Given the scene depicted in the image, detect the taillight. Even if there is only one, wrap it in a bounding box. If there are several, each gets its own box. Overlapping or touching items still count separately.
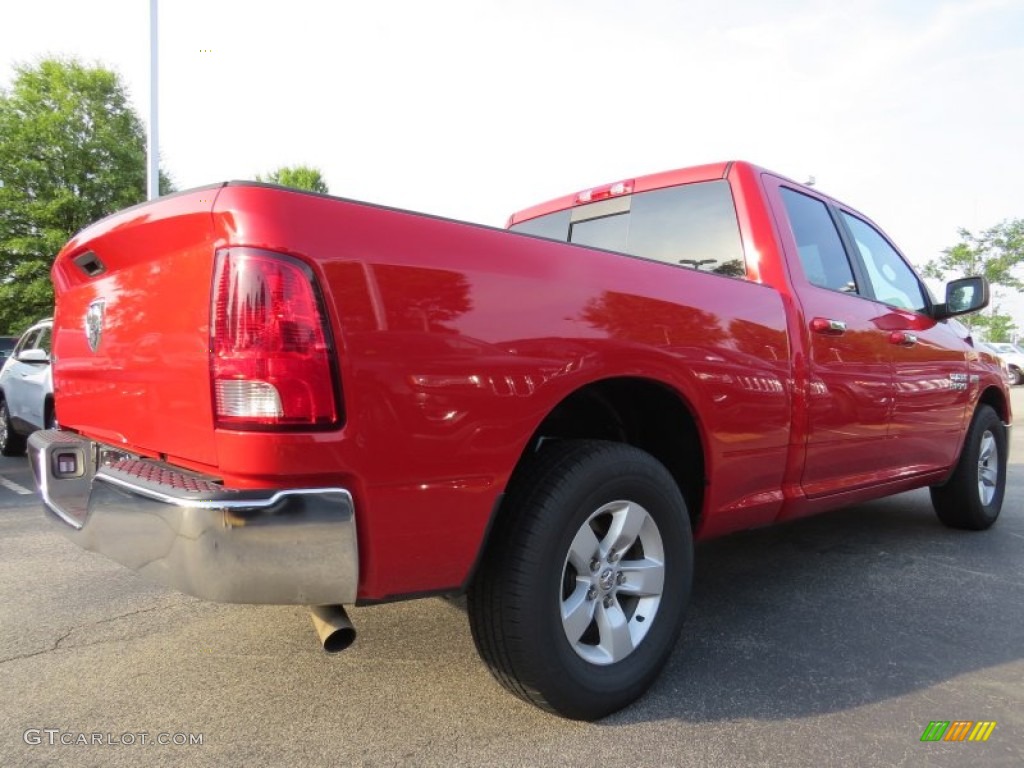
[210,247,341,430]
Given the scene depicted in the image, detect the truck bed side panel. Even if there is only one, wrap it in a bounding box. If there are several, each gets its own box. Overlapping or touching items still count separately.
[211,186,793,597]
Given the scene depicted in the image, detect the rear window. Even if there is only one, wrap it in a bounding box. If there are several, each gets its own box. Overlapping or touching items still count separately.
[991,343,1023,355]
[510,180,746,278]
[511,209,571,241]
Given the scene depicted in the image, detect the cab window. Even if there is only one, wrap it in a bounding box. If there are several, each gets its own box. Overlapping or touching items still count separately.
[841,212,927,312]
[779,187,858,294]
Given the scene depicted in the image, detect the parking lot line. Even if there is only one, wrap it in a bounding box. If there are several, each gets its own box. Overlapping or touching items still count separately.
[0,476,33,495]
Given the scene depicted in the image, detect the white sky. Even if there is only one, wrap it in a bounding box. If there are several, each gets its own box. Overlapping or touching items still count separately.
[3,0,1023,328]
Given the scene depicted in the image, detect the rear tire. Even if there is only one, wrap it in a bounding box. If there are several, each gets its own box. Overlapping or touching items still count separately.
[468,440,692,720]
[0,400,27,457]
[930,405,1006,530]
[1009,367,1022,386]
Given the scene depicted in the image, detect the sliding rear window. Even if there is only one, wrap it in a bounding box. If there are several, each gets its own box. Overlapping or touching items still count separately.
[510,180,746,278]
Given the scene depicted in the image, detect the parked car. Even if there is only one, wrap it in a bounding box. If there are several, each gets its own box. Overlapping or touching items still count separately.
[986,342,1024,385]
[0,336,17,361]
[0,318,55,456]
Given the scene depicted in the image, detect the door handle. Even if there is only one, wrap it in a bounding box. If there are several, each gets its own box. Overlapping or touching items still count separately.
[889,331,918,347]
[810,317,847,335]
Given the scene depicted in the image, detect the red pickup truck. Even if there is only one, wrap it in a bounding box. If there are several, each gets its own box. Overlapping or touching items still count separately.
[28,161,1011,720]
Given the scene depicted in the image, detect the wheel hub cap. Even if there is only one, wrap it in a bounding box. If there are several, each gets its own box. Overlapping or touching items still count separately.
[977,430,998,506]
[559,500,666,666]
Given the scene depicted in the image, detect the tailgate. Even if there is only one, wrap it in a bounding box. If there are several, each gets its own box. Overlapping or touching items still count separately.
[51,187,223,467]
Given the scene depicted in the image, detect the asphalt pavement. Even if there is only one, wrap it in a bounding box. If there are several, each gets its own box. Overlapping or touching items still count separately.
[1,389,1022,767]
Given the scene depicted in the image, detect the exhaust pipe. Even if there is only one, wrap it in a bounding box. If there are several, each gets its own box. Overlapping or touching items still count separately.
[309,605,357,653]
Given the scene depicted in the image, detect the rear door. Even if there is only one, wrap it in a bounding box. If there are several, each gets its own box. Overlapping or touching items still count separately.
[766,179,898,496]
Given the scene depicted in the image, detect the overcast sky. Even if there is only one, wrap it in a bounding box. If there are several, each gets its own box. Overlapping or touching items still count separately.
[3,0,1023,327]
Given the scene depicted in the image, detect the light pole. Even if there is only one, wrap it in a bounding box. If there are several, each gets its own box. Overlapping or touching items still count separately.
[147,0,159,200]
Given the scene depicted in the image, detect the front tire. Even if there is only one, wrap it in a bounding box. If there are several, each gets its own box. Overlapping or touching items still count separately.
[0,400,27,457]
[468,440,693,720]
[930,405,1007,530]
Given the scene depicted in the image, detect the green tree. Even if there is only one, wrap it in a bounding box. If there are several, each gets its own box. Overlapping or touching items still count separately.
[923,219,1024,334]
[983,308,1017,343]
[923,219,1024,288]
[0,58,172,333]
[256,165,329,194]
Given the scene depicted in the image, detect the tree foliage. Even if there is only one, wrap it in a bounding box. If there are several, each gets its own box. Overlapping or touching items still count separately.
[923,219,1024,288]
[984,308,1017,343]
[256,165,329,194]
[923,219,1024,336]
[0,58,172,333]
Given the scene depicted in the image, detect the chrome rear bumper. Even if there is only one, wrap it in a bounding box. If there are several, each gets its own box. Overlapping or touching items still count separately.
[28,430,358,605]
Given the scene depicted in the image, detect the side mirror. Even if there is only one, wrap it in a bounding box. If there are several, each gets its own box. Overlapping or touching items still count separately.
[934,276,990,319]
[17,348,49,364]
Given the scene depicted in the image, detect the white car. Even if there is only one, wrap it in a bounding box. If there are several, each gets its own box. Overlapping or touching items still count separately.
[986,342,1024,386]
[0,318,55,456]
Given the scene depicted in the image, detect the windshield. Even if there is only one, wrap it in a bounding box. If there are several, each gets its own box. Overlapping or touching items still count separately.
[990,343,1023,355]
